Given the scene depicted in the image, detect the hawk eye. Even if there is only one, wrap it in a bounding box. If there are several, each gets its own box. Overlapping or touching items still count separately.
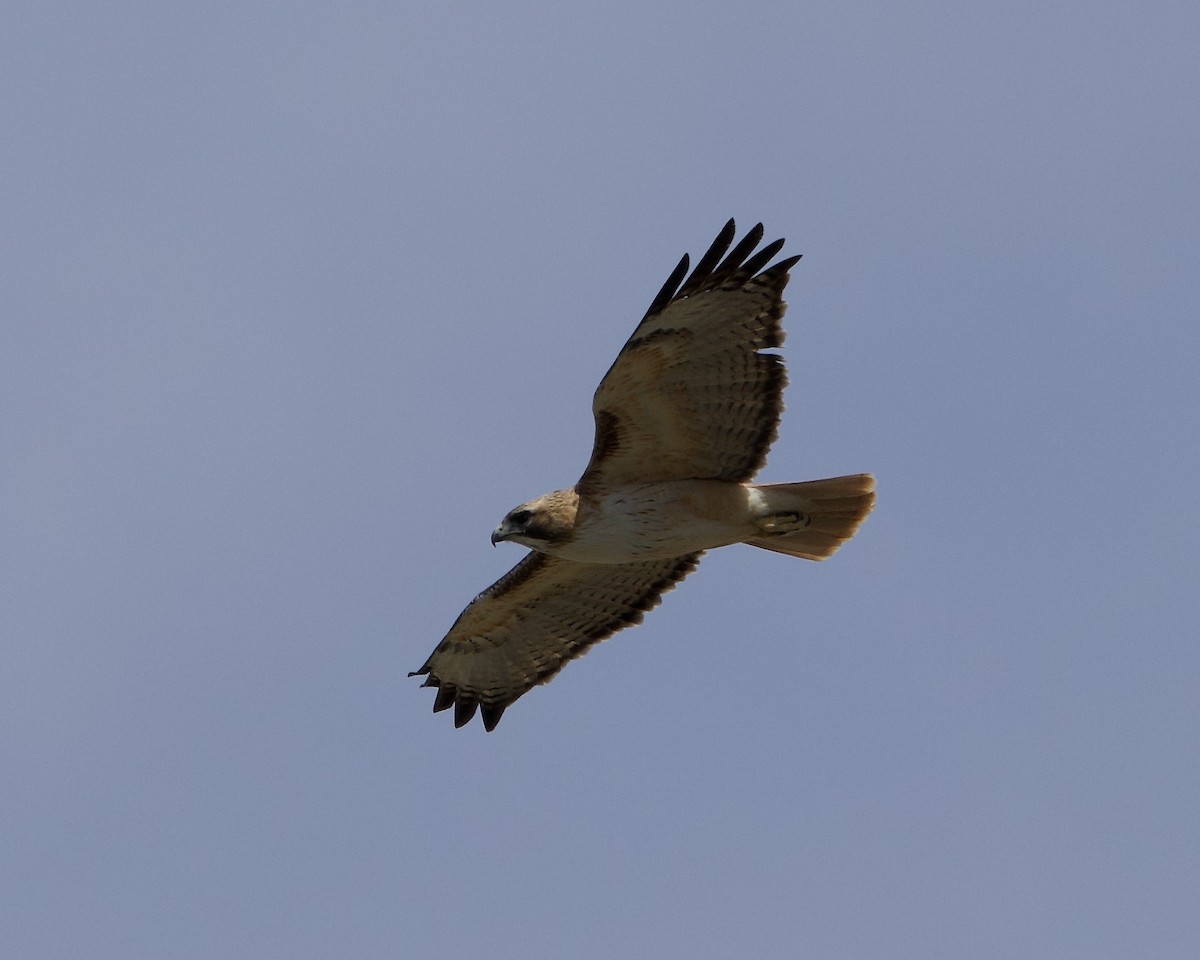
[510,509,533,525]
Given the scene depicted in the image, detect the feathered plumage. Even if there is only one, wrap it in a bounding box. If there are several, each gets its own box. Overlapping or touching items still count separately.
[411,221,874,730]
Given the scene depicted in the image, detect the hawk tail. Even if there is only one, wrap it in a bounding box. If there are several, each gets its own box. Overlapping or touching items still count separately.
[745,474,875,561]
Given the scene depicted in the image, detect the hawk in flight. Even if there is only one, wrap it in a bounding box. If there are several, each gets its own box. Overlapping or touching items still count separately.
[411,220,874,730]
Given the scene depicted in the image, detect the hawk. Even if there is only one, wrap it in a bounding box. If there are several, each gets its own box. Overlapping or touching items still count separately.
[411,220,874,730]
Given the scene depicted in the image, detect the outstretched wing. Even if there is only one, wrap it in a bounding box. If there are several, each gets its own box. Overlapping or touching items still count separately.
[578,220,801,494]
[410,551,702,731]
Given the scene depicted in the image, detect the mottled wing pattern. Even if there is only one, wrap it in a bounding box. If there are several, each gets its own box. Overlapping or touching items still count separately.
[578,220,801,494]
[410,551,702,730]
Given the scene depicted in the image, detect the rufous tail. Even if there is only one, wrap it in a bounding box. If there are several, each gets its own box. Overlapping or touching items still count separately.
[746,474,875,561]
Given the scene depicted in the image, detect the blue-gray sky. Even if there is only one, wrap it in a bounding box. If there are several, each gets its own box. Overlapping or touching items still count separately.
[4,1,1198,957]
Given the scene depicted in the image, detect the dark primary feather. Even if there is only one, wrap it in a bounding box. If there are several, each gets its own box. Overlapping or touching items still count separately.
[642,251,692,320]
[645,219,799,315]
[677,218,738,298]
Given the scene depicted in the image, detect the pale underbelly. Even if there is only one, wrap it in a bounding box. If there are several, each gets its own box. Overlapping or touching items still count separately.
[544,481,755,563]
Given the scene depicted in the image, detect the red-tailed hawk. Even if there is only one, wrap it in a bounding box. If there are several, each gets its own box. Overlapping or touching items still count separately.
[411,221,874,730]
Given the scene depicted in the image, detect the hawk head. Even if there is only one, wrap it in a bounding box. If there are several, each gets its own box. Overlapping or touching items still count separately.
[492,489,578,550]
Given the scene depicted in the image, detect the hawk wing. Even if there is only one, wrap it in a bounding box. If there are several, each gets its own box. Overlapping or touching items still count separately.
[578,220,801,495]
[410,551,702,730]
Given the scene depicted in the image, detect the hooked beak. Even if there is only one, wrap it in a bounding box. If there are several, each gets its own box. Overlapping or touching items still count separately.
[491,524,512,547]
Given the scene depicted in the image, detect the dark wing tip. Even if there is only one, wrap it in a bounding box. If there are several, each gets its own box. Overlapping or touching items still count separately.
[647,220,795,316]
[453,698,479,728]
[432,684,457,713]
[480,702,507,732]
[642,252,690,320]
[711,222,765,282]
[412,671,510,731]
[766,253,802,276]
[738,236,786,279]
[673,219,737,301]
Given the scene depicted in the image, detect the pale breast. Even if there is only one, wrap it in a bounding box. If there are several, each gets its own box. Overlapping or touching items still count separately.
[548,480,757,563]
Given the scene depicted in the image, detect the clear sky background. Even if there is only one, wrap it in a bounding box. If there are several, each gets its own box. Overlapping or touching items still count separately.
[4,2,1198,957]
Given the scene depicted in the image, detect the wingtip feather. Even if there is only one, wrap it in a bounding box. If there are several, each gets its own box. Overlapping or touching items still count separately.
[454,699,479,728]
[432,685,457,713]
[480,703,507,732]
